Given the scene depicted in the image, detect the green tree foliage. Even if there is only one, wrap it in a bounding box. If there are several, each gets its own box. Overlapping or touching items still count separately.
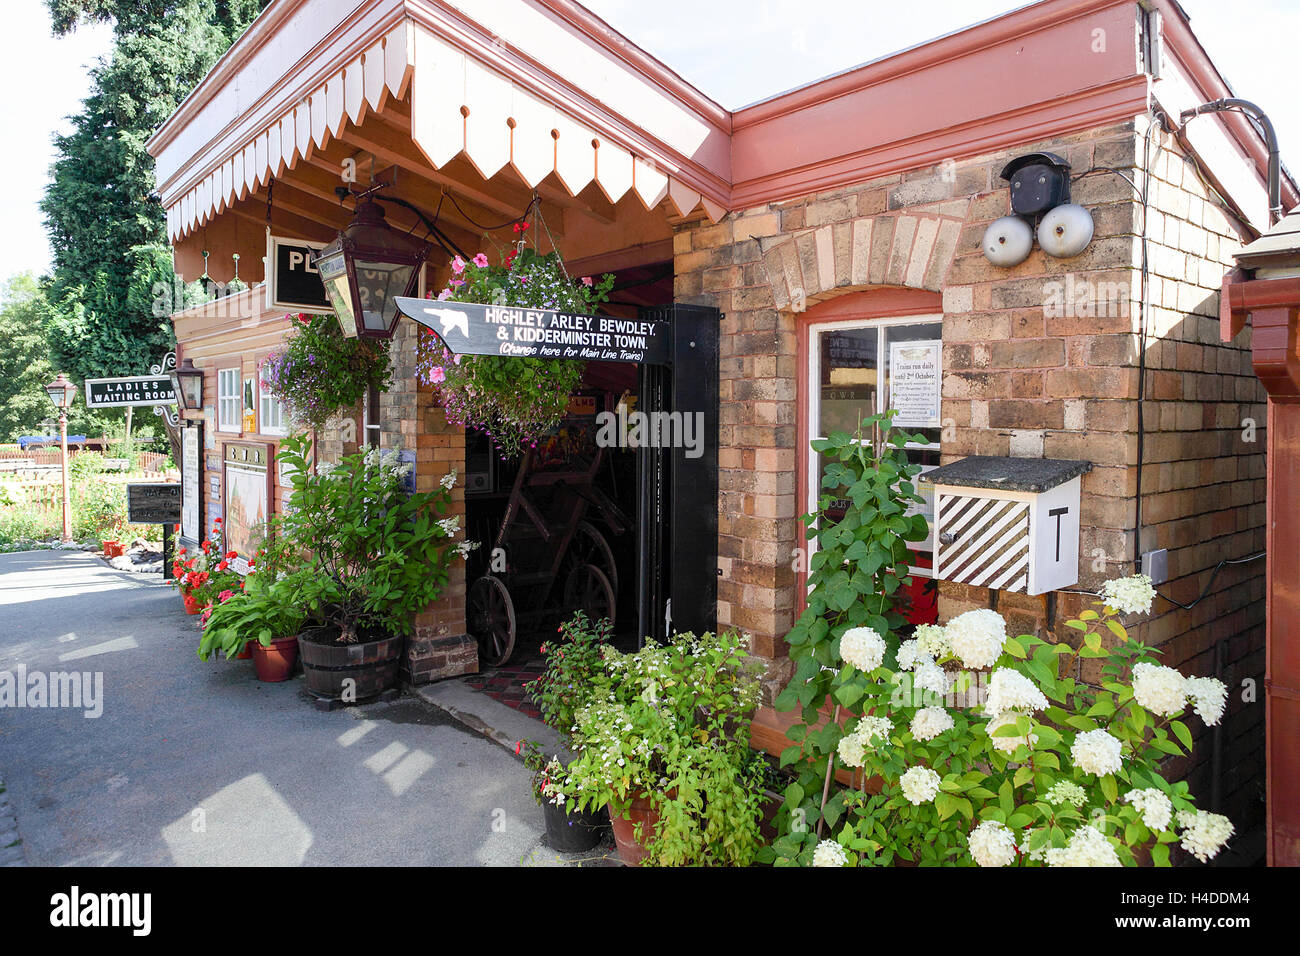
[39,0,267,383]
[0,275,57,442]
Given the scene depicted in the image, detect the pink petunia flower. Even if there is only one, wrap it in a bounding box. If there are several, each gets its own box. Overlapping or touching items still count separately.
[581,276,593,286]
[451,255,466,275]
[430,367,446,384]
[437,289,453,300]
[218,589,234,603]
[449,278,465,288]
[473,253,489,268]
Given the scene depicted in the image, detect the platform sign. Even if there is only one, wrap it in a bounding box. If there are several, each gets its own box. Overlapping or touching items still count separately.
[265,234,331,312]
[126,482,182,524]
[394,298,671,365]
[84,375,176,409]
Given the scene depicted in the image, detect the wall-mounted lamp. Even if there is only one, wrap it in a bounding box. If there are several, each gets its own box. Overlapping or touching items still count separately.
[982,152,1094,266]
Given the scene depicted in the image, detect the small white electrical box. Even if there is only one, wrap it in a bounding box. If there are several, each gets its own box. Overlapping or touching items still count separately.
[919,456,1092,595]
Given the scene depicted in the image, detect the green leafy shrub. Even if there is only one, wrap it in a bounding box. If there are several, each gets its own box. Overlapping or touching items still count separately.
[764,416,1235,867]
[274,434,463,642]
[557,630,767,866]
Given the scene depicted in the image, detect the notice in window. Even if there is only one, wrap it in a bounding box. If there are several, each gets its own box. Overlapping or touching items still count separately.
[888,340,942,429]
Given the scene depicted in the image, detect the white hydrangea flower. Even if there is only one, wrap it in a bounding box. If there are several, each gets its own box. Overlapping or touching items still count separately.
[453,540,479,559]
[1132,662,1187,717]
[437,516,460,536]
[914,623,951,659]
[439,469,458,490]
[1045,825,1121,867]
[910,706,955,741]
[1185,676,1228,726]
[837,715,892,768]
[1099,573,1157,615]
[899,766,941,805]
[812,839,848,867]
[839,627,885,673]
[985,711,1037,754]
[1045,781,1087,807]
[983,668,1048,718]
[912,661,949,697]
[856,715,893,746]
[1071,728,1123,776]
[968,820,1018,867]
[896,639,932,672]
[837,732,867,768]
[1176,809,1234,863]
[945,608,1008,669]
[1124,788,1173,831]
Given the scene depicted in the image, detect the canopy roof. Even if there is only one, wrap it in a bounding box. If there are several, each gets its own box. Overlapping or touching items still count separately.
[148,0,1294,244]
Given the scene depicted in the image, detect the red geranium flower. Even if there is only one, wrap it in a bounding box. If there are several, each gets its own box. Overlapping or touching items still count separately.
[225,550,237,561]
[214,517,223,525]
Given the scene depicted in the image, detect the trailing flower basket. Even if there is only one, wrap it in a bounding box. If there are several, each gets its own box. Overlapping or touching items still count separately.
[416,232,615,458]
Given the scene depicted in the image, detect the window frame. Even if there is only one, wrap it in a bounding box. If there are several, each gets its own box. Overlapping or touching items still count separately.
[216,366,243,433]
[257,359,288,436]
[803,311,944,581]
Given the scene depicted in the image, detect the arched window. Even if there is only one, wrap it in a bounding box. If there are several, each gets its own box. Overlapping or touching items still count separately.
[796,288,943,624]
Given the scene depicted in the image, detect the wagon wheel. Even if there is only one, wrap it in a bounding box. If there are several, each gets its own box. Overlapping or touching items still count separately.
[468,575,517,668]
[563,564,615,629]
[567,520,619,598]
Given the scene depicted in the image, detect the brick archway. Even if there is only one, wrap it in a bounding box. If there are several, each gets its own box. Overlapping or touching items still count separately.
[758,207,967,311]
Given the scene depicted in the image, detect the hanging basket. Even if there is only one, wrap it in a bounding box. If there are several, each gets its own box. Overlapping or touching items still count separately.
[415,230,614,458]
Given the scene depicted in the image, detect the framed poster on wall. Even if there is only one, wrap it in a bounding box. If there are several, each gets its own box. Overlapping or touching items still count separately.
[222,442,273,568]
[181,423,204,545]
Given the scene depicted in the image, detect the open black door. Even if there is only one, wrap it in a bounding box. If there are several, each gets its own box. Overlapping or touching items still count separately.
[636,304,721,644]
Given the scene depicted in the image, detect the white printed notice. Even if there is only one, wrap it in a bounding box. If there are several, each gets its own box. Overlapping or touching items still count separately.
[888,340,942,428]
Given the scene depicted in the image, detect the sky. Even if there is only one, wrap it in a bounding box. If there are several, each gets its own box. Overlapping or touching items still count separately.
[4,0,1299,282]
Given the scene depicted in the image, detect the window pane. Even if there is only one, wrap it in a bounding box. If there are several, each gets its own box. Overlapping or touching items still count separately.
[819,328,876,438]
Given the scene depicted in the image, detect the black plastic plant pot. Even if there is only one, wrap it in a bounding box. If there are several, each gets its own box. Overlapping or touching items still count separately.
[542,799,609,853]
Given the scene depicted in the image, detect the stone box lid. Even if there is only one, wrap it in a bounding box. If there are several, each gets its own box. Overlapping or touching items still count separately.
[917,455,1092,493]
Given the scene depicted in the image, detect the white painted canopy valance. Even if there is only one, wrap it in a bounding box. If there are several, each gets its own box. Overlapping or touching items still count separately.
[164,18,723,243]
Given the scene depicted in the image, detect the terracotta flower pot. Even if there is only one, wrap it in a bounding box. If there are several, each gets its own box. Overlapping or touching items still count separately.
[234,642,254,660]
[103,540,125,558]
[608,792,662,867]
[182,591,201,615]
[252,636,299,682]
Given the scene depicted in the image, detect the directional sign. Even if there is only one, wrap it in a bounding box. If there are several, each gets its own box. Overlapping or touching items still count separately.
[393,297,671,365]
[126,482,182,524]
[84,376,176,409]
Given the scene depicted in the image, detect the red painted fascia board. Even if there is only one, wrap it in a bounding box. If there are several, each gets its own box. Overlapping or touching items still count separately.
[732,0,1136,131]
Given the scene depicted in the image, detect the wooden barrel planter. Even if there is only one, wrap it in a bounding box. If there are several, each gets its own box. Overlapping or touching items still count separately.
[298,627,403,701]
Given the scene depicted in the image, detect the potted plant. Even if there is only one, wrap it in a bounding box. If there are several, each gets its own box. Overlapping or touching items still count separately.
[557,630,767,866]
[198,572,307,681]
[519,611,613,851]
[170,519,243,618]
[415,228,615,458]
[274,434,465,701]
